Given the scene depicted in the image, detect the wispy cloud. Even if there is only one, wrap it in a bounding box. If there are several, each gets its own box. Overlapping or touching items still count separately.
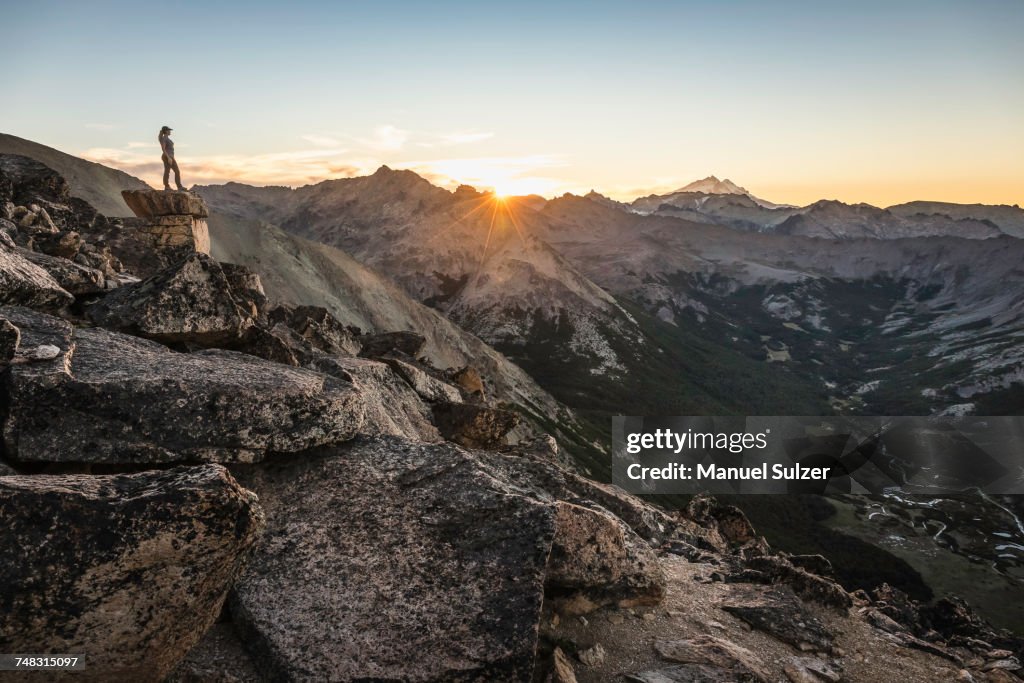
[82,146,364,188]
[81,138,571,196]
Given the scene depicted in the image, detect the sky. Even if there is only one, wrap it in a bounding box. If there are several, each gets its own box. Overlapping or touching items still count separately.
[2,0,1022,206]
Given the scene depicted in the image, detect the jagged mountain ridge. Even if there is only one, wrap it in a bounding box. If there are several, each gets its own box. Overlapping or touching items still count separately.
[630,179,1018,239]
[889,200,1024,238]
[197,167,1024,418]
[197,172,645,378]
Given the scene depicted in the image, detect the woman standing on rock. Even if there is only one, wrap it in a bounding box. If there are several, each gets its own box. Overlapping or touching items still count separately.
[158,125,185,191]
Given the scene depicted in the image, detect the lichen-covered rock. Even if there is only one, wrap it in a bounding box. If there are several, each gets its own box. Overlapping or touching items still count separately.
[358,330,426,358]
[432,401,521,448]
[546,501,666,614]
[0,465,265,682]
[0,242,73,308]
[88,253,255,346]
[20,247,106,294]
[1,306,364,464]
[122,189,209,218]
[268,304,360,356]
[228,437,557,682]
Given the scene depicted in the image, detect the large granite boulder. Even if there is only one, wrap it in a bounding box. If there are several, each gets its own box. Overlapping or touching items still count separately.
[1,306,364,464]
[0,242,73,308]
[0,465,264,682]
[229,437,558,681]
[545,501,666,614]
[88,253,257,346]
[122,189,209,218]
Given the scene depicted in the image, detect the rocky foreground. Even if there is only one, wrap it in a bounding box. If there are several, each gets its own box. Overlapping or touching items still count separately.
[1,154,1021,682]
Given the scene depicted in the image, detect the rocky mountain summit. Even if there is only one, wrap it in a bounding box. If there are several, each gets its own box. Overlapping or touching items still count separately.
[1,158,1022,681]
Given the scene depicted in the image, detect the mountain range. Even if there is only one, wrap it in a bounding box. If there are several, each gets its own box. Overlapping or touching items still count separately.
[2,131,1023,631]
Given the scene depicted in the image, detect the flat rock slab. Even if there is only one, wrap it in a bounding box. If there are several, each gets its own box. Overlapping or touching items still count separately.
[122,189,208,218]
[229,436,557,682]
[626,663,759,683]
[1,306,364,464]
[0,465,264,682]
[654,636,769,682]
[721,587,835,653]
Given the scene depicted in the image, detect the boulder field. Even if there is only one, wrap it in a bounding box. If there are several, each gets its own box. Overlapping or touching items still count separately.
[1,155,1020,682]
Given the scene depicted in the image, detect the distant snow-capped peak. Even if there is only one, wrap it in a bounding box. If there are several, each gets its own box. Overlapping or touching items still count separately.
[673,176,789,209]
[674,175,748,196]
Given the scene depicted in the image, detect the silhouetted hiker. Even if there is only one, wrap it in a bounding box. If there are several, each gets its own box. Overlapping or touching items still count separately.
[158,126,185,191]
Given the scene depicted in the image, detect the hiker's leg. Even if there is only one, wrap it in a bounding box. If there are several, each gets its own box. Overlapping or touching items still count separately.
[162,155,171,189]
[171,159,184,190]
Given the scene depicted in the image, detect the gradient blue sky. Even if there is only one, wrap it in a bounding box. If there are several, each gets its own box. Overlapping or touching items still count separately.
[2,0,1022,205]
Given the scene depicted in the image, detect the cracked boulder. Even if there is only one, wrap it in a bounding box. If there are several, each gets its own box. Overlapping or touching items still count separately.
[1,306,364,464]
[228,437,557,682]
[0,465,264,682]
[87,253,257,346]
